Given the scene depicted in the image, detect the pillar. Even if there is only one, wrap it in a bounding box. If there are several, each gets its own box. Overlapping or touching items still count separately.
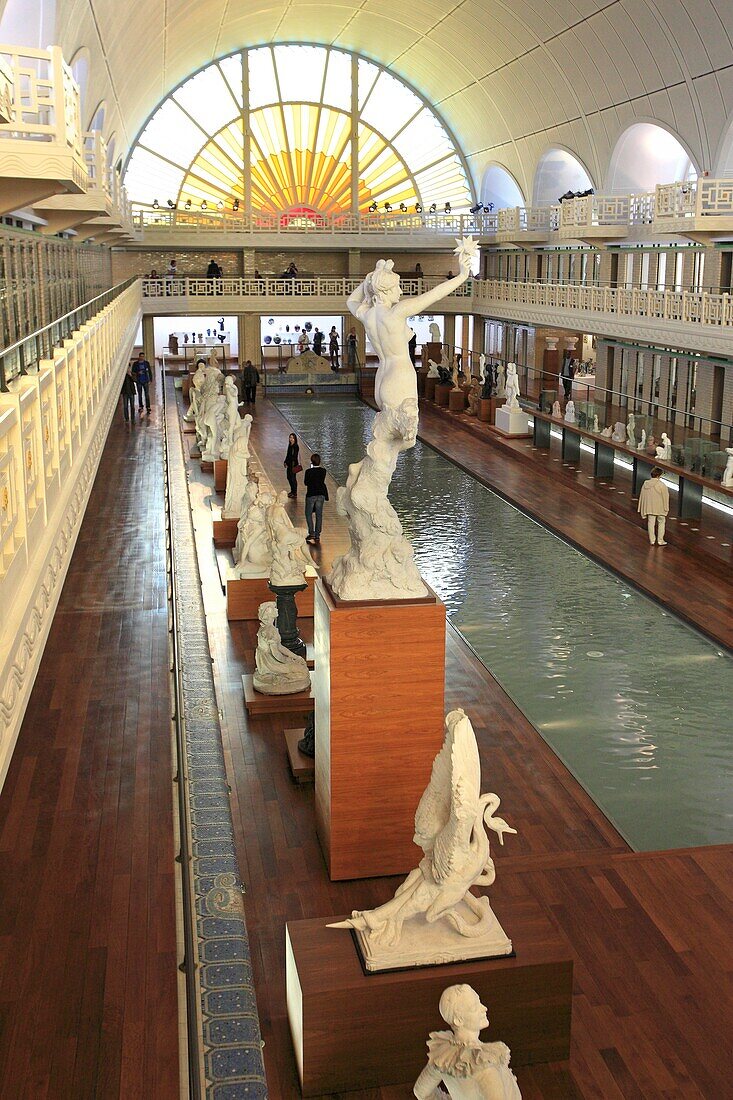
[142,313,155,364]
[348,249,361,276]
[443,314,456,355]
[238,313,261,366]
[242,248,256,275]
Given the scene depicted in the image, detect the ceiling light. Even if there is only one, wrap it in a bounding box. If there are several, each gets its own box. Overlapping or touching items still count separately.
[233,198,240,211]
[201,200,208,210]
[184,199,192,210]
[483,202,494,212]
[444,202,451,214]
[152,199,159,209]
[414,203,422,214]
[399,203,407,212]
[470,203,482,215]
[429,203,436,214]
[167,199,176,209]
[369,202,378,213]
[384,202,392,212]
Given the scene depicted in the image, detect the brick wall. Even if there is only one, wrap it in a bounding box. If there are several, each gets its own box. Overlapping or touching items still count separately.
[110,250,244,281]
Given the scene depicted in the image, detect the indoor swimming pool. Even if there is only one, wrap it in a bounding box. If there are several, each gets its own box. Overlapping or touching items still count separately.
[275,396,733,852]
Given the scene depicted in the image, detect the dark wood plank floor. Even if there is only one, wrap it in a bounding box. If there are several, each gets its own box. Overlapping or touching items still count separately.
[185,395,733,1100]
[0,391,179,1100]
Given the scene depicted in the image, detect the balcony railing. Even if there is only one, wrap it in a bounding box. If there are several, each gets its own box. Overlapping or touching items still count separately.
[140,274,475,300]
[0,54,11,124]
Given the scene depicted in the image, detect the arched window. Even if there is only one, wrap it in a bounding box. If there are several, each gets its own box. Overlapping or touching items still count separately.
[88,101,106,134]
[607,123,697,193]
[0,0,55,48]
[532,148,593,206]
[70,48,90,120]
[123,45,473,215]
[480,163,525,211]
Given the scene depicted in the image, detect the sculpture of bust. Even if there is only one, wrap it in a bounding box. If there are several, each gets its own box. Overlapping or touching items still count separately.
[564,400,576,424]
[267,491,311,587]
[551,400,561,418]
[656,432,672,461]
[252,601,310,695]
[503,363,520,410]
[222,415,253,518]
[413,985,521,1100]
[722,447,733,488]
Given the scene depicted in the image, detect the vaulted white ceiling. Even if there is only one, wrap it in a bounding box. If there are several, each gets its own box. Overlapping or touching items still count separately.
[5,0,733,192]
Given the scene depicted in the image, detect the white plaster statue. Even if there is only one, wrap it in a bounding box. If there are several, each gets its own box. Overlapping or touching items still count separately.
[611,420,626,443]
[222,415,253,519]
[201,393,226,460]
[194,368,223,445]
[478,353,486,382]
[427,359,441,378]
[232,487,274,577]
[266,491,311,587]
[564,400,576,424]
[208,347,220,370]
[329,238,476,600]
[184,361,207,422]
[601,425,613,438]
[496,362,506,399]
[466,379,481,417]
[592,415,600,433]
[502,363,519,411]
[451,356,462,392]
[656,432,672,462]
[413,985,521,1100]
[429,322,441,342]
[637,429,647,453]
[626,413,636,448]
[551,400,561,418]
[722,447,733,488]
[252,602,311,695]
[329,708,515,971]
[219,376,243,458]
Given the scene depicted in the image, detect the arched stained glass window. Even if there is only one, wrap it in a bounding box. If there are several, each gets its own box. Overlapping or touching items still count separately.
[124,45,472,215]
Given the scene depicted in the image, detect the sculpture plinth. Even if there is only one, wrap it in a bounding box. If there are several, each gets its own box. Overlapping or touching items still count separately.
[213,459,227,492]
[226,574,314,621]
[314,578,446,880]
[352,898,513,973]
[270,580,307,658]
[494,407,530,437]
[285,906,573,1096]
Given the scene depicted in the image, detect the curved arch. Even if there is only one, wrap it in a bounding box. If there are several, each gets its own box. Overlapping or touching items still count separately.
[122,44,474,213]
[480,162,525,211]
[87,100,106,134]
[532,146,594,206]
[606,121,698,194]
[0,0,55,48]
[69,47,90,121]
[713,112,733,176]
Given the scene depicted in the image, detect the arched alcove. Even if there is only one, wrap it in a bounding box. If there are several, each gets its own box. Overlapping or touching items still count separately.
[480,163,525,211]
[70,48,90,121]
[0,0,55,48]
[714,114,733,176]
[88,101,106,133]
[607,122,698,194]
[532,147,593,206]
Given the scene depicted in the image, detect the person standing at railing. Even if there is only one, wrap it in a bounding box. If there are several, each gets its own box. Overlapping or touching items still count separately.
[346,328,358,369]
[121,365,136,424]
[165,258,177,296]
[132,351,152,414]
[329,326,340,371]
[313,327,324,357]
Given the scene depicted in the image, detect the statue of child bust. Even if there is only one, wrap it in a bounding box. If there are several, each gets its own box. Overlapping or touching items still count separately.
[413,984,521,1100]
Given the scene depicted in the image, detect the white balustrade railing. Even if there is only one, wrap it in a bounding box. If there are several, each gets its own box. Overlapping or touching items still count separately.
[0,280,141,789]
[560,194,631,229]
[132,207,498,237]
[83,130,110,198]
[141,274,475,300]
[0,45,81,154]
[473,278,733,330]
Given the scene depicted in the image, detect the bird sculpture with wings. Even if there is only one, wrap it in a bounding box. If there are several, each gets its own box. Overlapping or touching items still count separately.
[330,709,516,964]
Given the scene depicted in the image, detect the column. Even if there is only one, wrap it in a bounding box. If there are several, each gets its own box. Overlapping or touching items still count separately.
[238,313,260,366]
[443,314,456,355]
[347,249,361,276]
[142,313,155,365]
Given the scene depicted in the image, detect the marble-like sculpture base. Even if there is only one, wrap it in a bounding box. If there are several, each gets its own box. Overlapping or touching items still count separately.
[494,407,529,436]
[352,899,513,973]
[242,674,314,716]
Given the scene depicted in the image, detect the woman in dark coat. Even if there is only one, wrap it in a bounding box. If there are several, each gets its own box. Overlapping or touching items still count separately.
[284,433,300,497]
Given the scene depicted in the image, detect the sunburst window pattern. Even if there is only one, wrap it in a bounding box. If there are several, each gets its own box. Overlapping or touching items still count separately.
[124,45,472,215]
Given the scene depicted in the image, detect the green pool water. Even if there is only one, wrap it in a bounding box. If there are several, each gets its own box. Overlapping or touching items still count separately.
[275,396,733,852]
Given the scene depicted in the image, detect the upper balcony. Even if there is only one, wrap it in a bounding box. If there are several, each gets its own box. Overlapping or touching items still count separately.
[495,205,556,244]
[654,178,733,242]
[130,207,498,250]
[0,54,11,125]
[33,131,113,234]
[75,169,135,243]
[0,46,86,215]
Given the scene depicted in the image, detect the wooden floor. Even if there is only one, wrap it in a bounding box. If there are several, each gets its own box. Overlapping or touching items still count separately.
[186,395,733,1099]
[0,393,179,1099]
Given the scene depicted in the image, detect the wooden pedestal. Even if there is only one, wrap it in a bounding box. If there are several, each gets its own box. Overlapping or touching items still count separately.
[424,376,437,401]
[227,575,315,620]
[182,419,196,434]
[200,459,213,472]
[213,517,238,547]
[182,376,192,399]
[286,899,573,1096]
[242,675,314,716]
[214,459,227,492]
[449,388,466,412]
[479,396,498,423]
[285,728,315,783]
[435,383,452,407]
[314,580,445,880]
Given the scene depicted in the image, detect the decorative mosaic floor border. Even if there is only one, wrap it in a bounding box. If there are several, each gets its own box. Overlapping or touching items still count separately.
[164,381,268,1098]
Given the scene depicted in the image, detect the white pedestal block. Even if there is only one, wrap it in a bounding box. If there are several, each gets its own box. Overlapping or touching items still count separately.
[495,406,529,436]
